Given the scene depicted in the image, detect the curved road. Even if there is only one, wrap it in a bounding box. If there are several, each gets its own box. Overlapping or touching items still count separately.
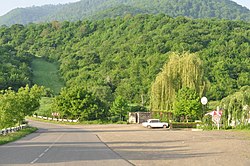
[0,120,133,166]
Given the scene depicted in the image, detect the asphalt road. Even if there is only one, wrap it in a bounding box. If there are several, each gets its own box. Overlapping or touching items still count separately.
[0,120,133,166]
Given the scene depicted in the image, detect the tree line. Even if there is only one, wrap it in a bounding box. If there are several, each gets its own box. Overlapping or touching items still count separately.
[1,0,250,26]
[0,14,249,123]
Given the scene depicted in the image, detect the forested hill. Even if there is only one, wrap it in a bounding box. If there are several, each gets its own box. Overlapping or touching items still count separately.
[0,15,249,104]
[1,0,250,26]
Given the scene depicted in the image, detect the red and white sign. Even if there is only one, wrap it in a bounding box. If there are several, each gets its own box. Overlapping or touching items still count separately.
[52,112,60,117]
[205,110,222,124]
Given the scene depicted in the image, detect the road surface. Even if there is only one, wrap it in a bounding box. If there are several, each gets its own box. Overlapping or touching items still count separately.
[1,120,250,166]
[0,120,133,166]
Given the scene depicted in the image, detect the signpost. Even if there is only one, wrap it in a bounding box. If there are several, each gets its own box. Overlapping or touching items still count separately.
[205,107,222,130]
[216,106,221,130]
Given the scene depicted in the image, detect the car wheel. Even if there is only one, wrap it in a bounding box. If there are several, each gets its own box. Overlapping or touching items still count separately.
[163,125,167,128]
[147,125,151,129]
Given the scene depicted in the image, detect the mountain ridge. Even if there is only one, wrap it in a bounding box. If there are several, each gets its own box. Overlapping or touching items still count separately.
[0,0,250,26]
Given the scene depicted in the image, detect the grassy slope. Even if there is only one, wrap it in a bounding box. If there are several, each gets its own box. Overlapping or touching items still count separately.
[31,58,64,94]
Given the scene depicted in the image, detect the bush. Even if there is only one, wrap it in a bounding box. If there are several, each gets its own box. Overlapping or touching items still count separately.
[116,121,128,124]
[201,115,213,130]
[172,122,199,128]
[235,124,250,130]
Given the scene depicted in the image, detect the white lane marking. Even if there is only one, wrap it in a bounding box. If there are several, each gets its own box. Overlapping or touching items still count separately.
[30,158,39,164]
[30,133,64,164]
[44,148,50,152]
[39,153,45,158]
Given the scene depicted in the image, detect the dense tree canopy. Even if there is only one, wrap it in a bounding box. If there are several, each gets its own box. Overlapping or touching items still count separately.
[110,95,130,122]
[0,45,32,90]
[52,86,108,121]
[173,87,202,122]
[0,15,249,107]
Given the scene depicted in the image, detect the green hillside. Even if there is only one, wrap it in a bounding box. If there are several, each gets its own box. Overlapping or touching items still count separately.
[0,5,59,26]
[0,0,250,26]
[0,45,32,90]
[0,15,249,105]
[31,58,64,94]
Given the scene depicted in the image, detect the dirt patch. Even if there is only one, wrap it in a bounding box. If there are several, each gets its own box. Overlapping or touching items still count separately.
[81,124,250,166]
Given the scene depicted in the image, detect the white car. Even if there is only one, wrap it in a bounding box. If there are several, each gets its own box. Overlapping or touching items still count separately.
[142,119,169,128]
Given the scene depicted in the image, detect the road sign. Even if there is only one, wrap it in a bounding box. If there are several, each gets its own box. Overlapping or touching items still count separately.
[52,112,60,116]
[201,97,208,105]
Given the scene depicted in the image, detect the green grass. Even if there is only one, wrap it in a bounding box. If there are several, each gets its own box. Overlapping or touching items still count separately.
[0,127,37,145]
[28,116,126,125]
[35,97,54,117]
[31,58,64,94]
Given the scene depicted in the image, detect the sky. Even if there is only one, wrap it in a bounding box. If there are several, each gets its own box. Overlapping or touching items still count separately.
[0,0,250,16]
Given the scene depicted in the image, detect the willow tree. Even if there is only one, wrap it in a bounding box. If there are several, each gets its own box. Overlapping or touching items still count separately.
[150,52,206,113]
[220,86,250,128]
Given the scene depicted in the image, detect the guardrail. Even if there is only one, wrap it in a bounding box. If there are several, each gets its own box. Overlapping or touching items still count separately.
[33,115,78,123]
[0,124,28,136]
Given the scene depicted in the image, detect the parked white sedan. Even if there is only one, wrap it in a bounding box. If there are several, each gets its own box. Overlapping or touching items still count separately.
[142,119,169,128]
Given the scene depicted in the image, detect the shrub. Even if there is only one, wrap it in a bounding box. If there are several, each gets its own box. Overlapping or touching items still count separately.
[172,122,199,128]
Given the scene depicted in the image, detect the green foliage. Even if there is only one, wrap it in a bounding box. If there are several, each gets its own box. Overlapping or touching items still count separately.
[173,87,202,122]
[172,122,199,128]
[152,112,171,122]
[200,115,214,130]
[235,124,250,130]
[110,95,130,122]
[31,58,64,95]
[1,0,250,26]
[53,87,108,121]
[151,52,205,113]
[129,105,148,112]
[0,14,250,124]
[0,85,44,129]
[0,45,32,90]
[0,14,249,113]
[34,97,54,117]
[220,86,250,127]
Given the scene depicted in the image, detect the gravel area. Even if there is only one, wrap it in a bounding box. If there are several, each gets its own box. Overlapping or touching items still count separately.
[79,124,250,166]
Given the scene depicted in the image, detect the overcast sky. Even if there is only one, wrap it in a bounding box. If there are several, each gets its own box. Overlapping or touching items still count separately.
[0,0,249,16]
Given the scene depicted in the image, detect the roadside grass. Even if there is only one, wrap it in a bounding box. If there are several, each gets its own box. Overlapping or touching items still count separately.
[0,127,37,145]
[31,58,64,95]
[28,116,126,125]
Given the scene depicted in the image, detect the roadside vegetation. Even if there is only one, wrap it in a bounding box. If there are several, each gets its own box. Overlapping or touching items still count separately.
[0,85,44,129]
[0,127,37,145]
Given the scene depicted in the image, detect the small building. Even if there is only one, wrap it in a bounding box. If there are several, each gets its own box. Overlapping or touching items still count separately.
[128,112,151,124]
